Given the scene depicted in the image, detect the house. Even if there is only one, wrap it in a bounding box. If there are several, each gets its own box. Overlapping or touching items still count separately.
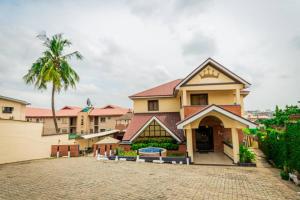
[26,105,130,135]
[123,58,257,163]
[0,95,30,120]
[0,95,73,164]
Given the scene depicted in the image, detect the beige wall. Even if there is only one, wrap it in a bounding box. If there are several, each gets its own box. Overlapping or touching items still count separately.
[186,90,235,105]
[133,97,180,113]
[90,116,120,133]
[77,112,90,134]
[27,117,75,136]
[0,99,26,121]
[0,119,74,164]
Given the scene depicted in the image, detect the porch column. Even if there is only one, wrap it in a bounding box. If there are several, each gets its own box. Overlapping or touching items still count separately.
[186,128,194,162]
[182,89,188,106]
[231,128,240,163]
[235,88,241,105]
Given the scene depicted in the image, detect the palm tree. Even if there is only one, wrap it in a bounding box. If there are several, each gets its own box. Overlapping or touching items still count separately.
[24,33,82,134]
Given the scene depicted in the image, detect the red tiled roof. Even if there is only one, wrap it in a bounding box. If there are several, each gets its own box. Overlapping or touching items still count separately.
[56,106,82,117]
[25,107,52,117]
[129,79,182,98]
[122,112,184,142]
[90,105,130,116]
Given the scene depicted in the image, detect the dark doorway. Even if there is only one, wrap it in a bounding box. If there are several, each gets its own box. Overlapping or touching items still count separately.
[196,126,214,152]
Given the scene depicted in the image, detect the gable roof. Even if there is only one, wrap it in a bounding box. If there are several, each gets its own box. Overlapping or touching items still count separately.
[129,79,182,99]
[25,107,52,117]
[175,58,251,89]
[0,95,30,105]
[56,106,82,117]
[177,104,257,129]
[89,105,129,116]
[122,112,184,142]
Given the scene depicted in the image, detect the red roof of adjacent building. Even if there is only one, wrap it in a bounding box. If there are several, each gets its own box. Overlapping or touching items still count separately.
[122,112,184,142]
[56,106,82,117]
[129,79,182,98]
[25,107,53,117]
[89,105,130,116]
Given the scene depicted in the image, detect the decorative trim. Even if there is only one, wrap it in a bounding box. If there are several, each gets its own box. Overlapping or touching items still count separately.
[129,116,182,143]
[177,104,257,129]
[175,58,251,90]
[181,82,238,87]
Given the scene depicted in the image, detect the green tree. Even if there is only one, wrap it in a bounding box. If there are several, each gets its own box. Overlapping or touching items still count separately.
[23,33,82,133]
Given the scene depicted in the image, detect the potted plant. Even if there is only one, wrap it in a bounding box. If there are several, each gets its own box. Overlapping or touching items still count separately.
[239,144,256,166]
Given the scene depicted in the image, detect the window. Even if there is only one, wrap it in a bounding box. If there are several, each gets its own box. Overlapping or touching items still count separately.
[140,120,169,137]
[100,117,106,123]
[191,94,208,105]
[90,129,93,133]
[36,118,39,123]
[148,100,159,111]
[81,116,84,125]
[90,117,93,122]
[100,129,106,132]
[62,118,67,124]
[107,117,111,120]
[2,107,13,113]
[62,129,67,133]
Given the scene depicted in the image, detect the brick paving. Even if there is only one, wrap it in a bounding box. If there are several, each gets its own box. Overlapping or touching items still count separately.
[0,157,299,200]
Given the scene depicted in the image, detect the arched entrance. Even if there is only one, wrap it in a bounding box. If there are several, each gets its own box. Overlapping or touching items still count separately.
[195,116,224,152]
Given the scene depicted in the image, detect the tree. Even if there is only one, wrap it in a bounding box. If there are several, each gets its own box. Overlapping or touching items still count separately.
[24,33,82,134]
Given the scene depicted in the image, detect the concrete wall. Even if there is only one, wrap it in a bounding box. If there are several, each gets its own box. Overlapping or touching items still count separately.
[0,99,26,121]
[0,119,74,164]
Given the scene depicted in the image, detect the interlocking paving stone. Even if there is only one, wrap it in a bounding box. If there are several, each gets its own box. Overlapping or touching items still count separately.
[0,157,299,200]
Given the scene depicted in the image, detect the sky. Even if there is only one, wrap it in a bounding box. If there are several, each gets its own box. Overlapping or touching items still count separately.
[0,0,299,111]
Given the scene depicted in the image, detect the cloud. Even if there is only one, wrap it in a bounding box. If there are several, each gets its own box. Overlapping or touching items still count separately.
[0,0,299,111]
[182,32,216,56]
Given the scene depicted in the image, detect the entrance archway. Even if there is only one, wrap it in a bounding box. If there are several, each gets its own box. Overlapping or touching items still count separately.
[196,116,224,152]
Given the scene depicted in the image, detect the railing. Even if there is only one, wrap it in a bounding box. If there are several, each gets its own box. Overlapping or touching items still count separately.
[223,141,234,160]
[183,105,241,118]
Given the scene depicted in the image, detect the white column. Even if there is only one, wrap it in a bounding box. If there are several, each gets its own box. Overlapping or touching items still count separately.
[235,88,241,105]
[231,128,240,163]
[186,128,194,162]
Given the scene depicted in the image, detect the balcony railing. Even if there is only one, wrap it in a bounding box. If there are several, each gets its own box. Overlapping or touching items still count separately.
[183,105,241,118]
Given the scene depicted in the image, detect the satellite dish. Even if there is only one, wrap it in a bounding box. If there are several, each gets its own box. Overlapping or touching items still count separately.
[87,98,92,107]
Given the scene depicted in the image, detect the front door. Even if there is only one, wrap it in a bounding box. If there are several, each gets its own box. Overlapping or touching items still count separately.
[196,126,214,152]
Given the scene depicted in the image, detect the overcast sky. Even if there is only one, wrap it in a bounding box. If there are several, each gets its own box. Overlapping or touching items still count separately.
[0,0,299,111]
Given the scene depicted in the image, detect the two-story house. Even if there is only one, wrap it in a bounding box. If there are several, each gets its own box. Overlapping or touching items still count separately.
[123,58,256,164]
[0,95,30,121]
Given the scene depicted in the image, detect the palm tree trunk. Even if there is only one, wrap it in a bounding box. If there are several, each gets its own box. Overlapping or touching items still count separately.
[51,82,59,134]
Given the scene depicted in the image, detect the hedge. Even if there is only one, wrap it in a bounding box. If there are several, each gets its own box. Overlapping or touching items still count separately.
[286,122,300,172]
[131,137,179,150]
[258,121,300,172]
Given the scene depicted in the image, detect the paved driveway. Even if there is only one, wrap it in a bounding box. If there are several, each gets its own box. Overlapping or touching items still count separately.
[0,157,299,200]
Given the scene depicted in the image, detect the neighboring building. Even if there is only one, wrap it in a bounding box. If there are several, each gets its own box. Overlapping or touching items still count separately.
[89,105,130,133]
[123,58,257,163]
[25,105,130,136]
[0,95,30,120]
[245,110,274,122]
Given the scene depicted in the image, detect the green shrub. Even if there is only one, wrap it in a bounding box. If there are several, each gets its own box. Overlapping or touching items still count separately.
[280,170,289,180]
[239,144,255,163]
[131,137,179,150]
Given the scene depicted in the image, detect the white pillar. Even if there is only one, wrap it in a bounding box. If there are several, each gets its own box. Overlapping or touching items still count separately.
[186,128,194,162]
[232,128,240,163]
[235,88,241,105]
